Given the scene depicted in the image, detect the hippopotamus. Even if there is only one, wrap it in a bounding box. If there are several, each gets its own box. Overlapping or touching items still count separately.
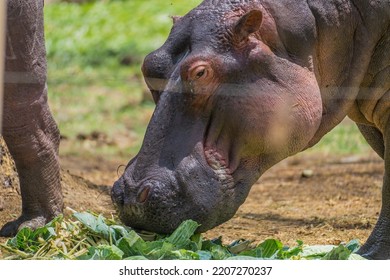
[112,0,390,259]
[0,0,62,236]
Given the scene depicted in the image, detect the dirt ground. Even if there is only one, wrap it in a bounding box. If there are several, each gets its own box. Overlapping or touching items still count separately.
[0,137,384,248]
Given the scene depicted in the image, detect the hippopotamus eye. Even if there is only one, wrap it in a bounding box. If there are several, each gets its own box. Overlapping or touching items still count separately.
[188,62,212,82]
[196,69,206,79]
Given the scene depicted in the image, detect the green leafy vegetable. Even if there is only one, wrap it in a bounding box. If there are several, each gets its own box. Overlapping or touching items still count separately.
[80,245,124,260]
[0,211,366,260]
[167,220,199,248]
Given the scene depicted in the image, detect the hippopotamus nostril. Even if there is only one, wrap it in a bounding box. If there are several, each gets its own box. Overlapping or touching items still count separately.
[137,185,151,204]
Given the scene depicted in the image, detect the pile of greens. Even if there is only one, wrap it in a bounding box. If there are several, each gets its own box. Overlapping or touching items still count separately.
[0,212,365,260]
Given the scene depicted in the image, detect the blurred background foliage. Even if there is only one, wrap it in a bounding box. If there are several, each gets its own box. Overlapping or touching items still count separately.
[44,0,369,161]
[45,0,202,159]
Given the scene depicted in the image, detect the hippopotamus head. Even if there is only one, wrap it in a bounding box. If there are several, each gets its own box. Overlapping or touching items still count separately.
[112,1,323,233]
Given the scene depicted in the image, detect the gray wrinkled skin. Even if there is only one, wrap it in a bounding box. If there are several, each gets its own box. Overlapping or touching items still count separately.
[0,0,63,236]
[111,0,390,259]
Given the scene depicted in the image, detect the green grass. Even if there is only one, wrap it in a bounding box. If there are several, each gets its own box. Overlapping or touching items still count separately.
[45,0,201,67]
[308,120,369,155]
[44,0,369,160]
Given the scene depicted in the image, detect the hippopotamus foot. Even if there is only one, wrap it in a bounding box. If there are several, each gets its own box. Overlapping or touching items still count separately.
[0,135,63,238]
[0,216,47,237]
[357,212,390,259]
[0,103,63,238]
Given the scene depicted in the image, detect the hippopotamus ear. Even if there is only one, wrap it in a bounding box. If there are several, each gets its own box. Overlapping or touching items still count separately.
[170,16,182,24]
[233,10,263,44]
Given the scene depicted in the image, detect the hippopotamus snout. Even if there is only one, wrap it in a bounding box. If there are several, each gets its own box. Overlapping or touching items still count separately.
[112,176,158,231]
[112,163,189,233]
[112,176,152,207]
[112,171,160,225]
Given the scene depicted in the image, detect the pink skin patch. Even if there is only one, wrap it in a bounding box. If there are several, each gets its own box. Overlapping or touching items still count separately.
[204,148,234,189]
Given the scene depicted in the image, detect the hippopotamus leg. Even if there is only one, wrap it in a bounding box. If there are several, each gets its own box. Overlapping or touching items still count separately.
[356,124,384,159]
[0,0,62,236]
[357,122,390,259]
